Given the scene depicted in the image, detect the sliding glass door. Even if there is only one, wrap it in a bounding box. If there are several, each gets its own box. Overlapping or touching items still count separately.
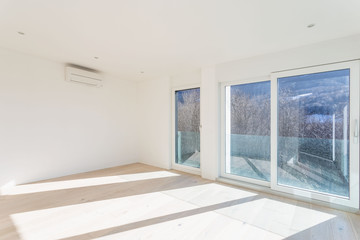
[174,87,200,169]
[223,81,271,184]
[222,60,359,208]
[276,69,350,197]
[271,61,359,208]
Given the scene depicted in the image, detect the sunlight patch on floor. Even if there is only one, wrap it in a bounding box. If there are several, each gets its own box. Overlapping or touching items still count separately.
[96,210,284,240]
[10,187,203,240]
[0,180,16,195]
[10,182,335,240]
[2,171,179,195]
[163,183,258,206]
[216,197,336,237]
[10,183,255,240]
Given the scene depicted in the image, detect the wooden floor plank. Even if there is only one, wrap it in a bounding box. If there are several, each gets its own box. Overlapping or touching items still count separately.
[0,163,358,240]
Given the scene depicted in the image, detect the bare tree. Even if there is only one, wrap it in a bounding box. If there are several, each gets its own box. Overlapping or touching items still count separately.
[177,89,200,132]
[231,88,270,136]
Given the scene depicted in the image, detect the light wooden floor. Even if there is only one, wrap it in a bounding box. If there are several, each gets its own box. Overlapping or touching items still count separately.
[0,163,359,240]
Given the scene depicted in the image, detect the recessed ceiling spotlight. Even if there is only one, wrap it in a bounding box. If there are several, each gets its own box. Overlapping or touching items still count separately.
[17,31,25,35]
[94,56,99,60]
[307,23,315,28]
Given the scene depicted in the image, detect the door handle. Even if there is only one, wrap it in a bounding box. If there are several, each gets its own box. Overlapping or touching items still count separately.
[354,119,358,144]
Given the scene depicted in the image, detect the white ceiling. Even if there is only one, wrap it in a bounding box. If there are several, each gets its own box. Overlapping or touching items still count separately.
[1,0,360,81]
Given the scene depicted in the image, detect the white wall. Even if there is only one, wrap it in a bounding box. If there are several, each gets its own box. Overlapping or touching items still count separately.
[137,77,171,169]
[0,48,138,190]
[200,66,219,180]
[171,70,201,88]
[216,34,360,83]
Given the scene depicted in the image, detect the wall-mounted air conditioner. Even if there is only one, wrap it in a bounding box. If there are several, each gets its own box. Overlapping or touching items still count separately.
[65,66,103,87]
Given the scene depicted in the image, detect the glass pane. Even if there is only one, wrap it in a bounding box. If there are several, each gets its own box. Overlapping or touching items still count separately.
[278,69,350,197]
[226,81,271,181]
[175,88,200,168]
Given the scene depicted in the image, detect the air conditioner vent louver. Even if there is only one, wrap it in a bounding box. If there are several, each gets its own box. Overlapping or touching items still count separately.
[65,66,103,87]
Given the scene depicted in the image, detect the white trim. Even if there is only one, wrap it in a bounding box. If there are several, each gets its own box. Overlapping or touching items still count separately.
[220,77,271,186]
[225,86,231,173]
[270,60,360,209]
[172,163,201,176]
[220,82,227,180]
[171,84,201,174]
[221,75,270,87]
[270,69,278,193]
[221,172,270,187]
[216,177,359,213]
[172,84,200,92]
